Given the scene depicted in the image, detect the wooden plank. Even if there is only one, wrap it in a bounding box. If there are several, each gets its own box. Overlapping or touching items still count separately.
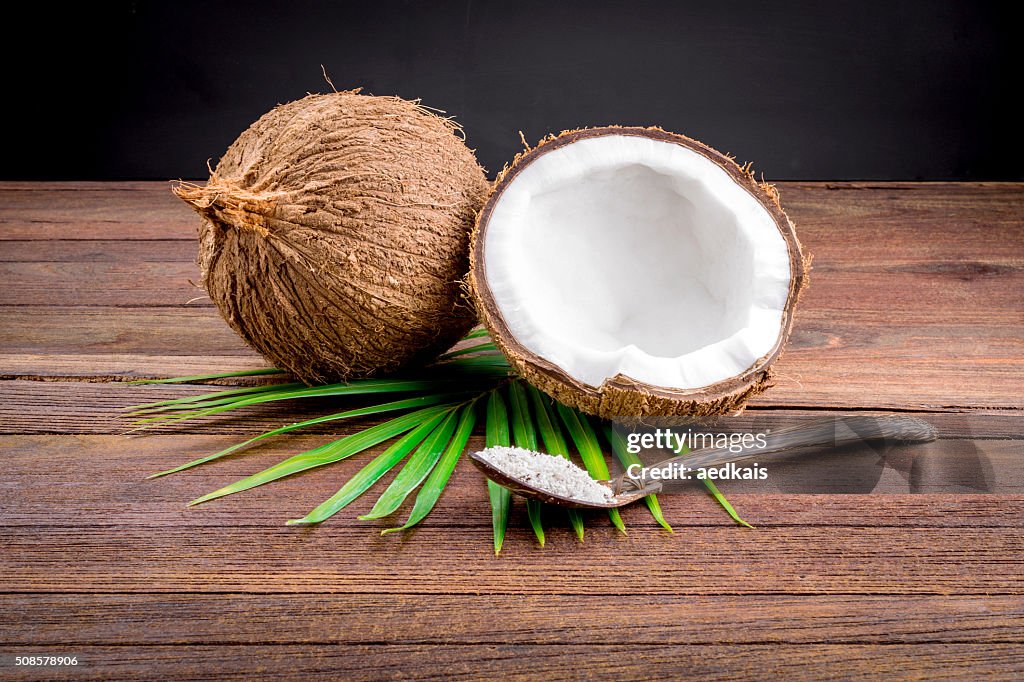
[1,184,1020,407]
[0,644,1021,681]
[0,381,353,435]
[1,594,1020,645]
[0,354,270,381]
[0,307,245,356]
[0,183,194,240]
[2,302,1021,410]
[3,182,1021,246]
[0,262,208,306]
[2,435,1022,529]
[0,306,262,379]
[783,183,1024,265]
[3,380,1022,436]
[4,262,1021,314]
[0,239,197,262]
[2,523,1021,595]
[1,344,1020,410]
[1,304,1021,407]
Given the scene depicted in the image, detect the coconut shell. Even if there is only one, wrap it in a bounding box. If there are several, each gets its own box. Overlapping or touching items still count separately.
[175,91,489,383]
[469,127,810,419]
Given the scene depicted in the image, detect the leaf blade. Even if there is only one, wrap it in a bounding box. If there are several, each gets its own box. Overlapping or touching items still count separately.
[127,382,305,413]
[603,424,672,532]
[703,478,755,529]
[150,394,459,479]
[359,409,460,520]
[285,412,448,526]
[187,405,456,506]
[528,385,585,542]
[485,390,512,555]
[383,402,478,534]
[127,367,287,385]
[556,405,625,534]
[508,381,544,546]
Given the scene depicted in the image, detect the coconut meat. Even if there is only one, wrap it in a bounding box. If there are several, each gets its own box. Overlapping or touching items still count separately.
[483,134,792,390]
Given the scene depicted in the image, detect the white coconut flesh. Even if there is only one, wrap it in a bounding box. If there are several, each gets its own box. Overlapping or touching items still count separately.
[483,134,793,391]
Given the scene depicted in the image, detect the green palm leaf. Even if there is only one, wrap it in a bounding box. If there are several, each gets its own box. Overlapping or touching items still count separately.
[285,411,448,526]
[527,385,585,541]
[508,381,545,546]
[128,382,304,413]
[188,404,456,506]
[149,393,462,479]
[130,378,483,431]
[359,409,460,520]
[555,404,626,534]
[136,321,751,542]
[383,402,478,534]
[485,390,512,555]
[703,478,755,529]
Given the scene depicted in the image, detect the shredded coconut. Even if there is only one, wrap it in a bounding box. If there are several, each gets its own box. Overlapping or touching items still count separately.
[475,446,614,504]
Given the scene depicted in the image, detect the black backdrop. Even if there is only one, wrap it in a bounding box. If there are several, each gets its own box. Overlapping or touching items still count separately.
[5,0,1019,180]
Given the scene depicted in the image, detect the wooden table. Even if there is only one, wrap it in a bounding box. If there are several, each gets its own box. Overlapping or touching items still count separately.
[1,182,1022,679]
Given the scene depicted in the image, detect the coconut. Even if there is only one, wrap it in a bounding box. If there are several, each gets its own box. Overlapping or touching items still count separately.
[174,91,489,383]
[469,127,809,418]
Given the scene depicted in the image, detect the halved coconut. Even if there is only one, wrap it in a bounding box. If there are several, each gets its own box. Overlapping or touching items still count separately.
[470,127,808,418]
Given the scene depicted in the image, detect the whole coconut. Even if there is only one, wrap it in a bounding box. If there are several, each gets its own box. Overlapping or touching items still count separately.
[175,91,490,383]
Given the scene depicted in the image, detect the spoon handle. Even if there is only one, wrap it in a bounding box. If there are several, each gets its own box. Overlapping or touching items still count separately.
[631,415,936,481]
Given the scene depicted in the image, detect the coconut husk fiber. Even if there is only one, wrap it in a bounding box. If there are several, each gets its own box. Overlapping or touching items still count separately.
[175,91,490,383]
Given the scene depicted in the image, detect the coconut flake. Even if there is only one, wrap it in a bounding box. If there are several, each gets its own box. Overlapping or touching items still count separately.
[475,446,614,504]
[482,132,792,391]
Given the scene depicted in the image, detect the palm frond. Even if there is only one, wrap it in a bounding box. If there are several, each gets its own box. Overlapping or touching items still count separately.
[527,385,585,541]
[383,401,478,534]
[285,411,448,526]
[508,381,545,546]
[358,409,461,520]
[188,405,457,506]
[136,327,751,545]
[485,390,513,554]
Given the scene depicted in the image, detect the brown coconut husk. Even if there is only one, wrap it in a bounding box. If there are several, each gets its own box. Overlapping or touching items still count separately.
[469,126,810,419]
[175,91,490,384]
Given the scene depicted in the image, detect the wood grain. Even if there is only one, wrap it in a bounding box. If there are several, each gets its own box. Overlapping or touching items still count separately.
[3,525,1022,595]
[0,182,1021,679]
[2,594,1020,645]
[1,644,1021,681]
[2,181,1021,408]
[3,435,1023,528]
[2,379,1022,436]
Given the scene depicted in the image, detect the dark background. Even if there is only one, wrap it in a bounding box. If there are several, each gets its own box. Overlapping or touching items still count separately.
[4,0,1019,180]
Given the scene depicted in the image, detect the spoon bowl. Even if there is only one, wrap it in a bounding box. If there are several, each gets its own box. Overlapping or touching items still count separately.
[468,451,662,509]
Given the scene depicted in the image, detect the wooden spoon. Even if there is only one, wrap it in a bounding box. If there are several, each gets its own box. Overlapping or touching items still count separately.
[469,415,937,509]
